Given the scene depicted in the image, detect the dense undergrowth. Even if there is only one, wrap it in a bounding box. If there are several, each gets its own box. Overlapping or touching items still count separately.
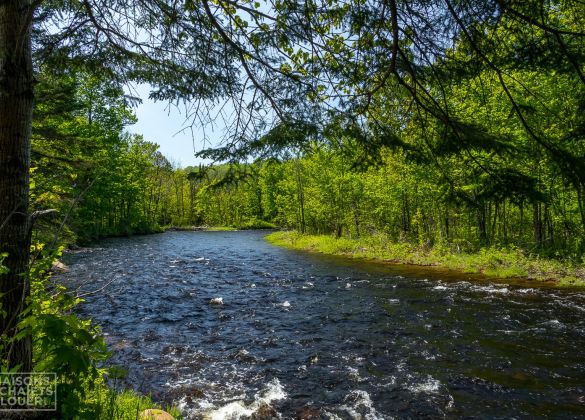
[266,231,585,287]
[0,248,180,419]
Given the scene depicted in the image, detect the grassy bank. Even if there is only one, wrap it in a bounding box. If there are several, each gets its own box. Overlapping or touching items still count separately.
[266,231,585,287]
[169,219,277,232]
[77,385,180,419]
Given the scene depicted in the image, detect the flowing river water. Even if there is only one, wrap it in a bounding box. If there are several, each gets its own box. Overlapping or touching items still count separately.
[58,231,585,419]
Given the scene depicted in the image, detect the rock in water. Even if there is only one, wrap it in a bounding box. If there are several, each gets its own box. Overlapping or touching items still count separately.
[139,409,174,420]
[51,260,68,273]
[209,297,223,305]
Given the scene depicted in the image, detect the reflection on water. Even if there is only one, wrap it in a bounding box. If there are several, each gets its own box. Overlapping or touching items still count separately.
[58,231,585,418]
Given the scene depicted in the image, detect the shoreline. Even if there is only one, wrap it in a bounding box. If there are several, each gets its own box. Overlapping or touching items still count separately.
[265,231,585,288]
[167,223,277,232]
[69,225,276,248]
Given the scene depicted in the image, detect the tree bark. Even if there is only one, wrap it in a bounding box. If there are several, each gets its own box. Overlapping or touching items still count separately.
[477,204,487,244]
[294,158,305,234]
[533,202,543,248]
[0,0,34,371]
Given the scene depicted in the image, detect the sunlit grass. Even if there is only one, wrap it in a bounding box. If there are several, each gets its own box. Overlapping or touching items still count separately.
[266,231,585,287]
[79,384,181,420]
[170,219,277,232]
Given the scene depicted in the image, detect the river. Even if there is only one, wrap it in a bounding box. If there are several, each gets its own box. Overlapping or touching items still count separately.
[57,231,585,418]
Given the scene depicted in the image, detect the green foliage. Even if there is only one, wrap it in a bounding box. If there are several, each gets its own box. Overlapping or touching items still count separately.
[31,70,179,246]
[0,253,7,276]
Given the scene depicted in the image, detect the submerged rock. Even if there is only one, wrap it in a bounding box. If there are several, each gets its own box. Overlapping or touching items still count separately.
[250,402,278,419]
[296,406,321,419]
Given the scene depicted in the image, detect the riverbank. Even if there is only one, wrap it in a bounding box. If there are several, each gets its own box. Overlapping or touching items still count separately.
[266,231,585,287]
[168,220,277,231]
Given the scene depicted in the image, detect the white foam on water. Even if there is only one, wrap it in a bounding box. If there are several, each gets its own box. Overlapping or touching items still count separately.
[207,401,255,419]
[541,319,564,329]
[281,301,291,308]
[346,283,352,289]
[387,299,400,304]
[406,375,441,394]
[322,411,344,420]
[494,325,519,334]
[338,390,386,420]
[471,284,510,295]
[177,396,214,415]
[380,376,397,388]
[209,297,223,305]
[421,349,436,360]
[557,301,585,313]
[257,378,287,402]
[445,394,455,411]
[433,285,448,290]
[194,378,286,420]
[206,378,286,420]
[347,366,362,381]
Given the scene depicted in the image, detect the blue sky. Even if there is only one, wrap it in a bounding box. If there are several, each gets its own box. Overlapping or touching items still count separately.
[126,84,221,168]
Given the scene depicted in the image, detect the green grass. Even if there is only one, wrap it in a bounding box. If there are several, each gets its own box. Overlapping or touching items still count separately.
[265,231,585,287]
[71,382,181,419]
[235,218,278,230]
[167,225,238,231]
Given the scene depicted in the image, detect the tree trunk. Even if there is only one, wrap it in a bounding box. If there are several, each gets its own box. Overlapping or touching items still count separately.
[444,214,449,240]
[545,203,553,245]
[477,204,487,244]
[0,0,34,371]
[401,190,410,233]
[533,202,543,248]
[577,183,585,234]
[294,158,305,234]
[189,181,195,225]
[352,201,360,237]
[491,201,498,243]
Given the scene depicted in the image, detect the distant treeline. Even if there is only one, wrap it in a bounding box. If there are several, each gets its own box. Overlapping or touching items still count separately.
[32,66,585,260]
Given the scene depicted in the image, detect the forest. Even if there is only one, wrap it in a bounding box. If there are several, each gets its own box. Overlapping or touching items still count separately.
[29,68,585,281]
[31,65,585,258]
[2,0,585,417]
